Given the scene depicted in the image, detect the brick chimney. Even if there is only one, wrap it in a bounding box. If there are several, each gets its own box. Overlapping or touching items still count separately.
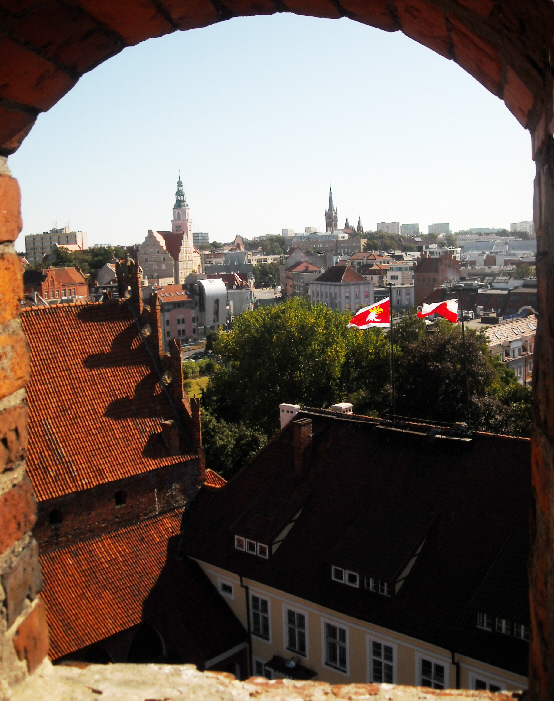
[191,397,205,479]
[148,292,164,361]
[293,418,312,475]
[161,419,180,456]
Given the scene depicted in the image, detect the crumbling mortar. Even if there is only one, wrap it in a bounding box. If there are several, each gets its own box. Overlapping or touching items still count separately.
[0,461,27,498]
[0,388,26,413]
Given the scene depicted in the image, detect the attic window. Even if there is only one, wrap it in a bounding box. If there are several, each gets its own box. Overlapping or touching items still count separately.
[114,490,127,507]
[246,539,257,554]
[257,543,269,559]
[235,536,245,551]
[332,566,359,588]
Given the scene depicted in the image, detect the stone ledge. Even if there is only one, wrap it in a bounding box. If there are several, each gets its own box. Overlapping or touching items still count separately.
[8,660,524,701]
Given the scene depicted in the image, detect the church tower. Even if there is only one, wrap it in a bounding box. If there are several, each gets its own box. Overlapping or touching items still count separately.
[325,186,338,232]
[171,173,201,282]
[172,173,192,238]
[357,217,364,235]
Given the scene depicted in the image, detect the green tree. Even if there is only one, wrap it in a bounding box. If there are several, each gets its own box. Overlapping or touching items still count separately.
[444,233,458,247]
[200,408,266,478]
[203,299,352,433]
[393,321,532,435]
[253,262,280,288]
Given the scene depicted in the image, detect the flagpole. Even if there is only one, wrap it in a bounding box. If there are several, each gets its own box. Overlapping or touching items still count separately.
[453,285,470,422]
[388,283,396,419]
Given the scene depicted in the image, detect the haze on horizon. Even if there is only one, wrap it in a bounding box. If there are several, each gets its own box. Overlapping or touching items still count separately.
[10,13,534,251]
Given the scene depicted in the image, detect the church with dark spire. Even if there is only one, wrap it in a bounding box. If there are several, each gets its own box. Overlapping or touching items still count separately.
[325,186,338,232]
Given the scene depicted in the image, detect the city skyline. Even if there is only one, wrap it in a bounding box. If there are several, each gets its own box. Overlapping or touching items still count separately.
[10,13,534,251]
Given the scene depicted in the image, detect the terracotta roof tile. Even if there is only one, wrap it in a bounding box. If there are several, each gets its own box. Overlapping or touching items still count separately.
[205,469,227,488]
[40,510,183,659]
[20,302,197,501]
[314,265,367,283]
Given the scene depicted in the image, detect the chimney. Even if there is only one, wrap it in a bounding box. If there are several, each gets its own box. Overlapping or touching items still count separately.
[130,258,143,315]
[293,418,312,475]
[148,291,164,361]
[161,419,180,456]
[191,397,206,479]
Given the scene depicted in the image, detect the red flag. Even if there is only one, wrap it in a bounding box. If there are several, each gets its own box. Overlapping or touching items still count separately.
[417,299,458,323]
[348,298,390,329]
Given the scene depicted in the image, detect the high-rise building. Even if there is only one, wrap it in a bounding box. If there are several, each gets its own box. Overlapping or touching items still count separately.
[325,186,338,232]
[401,223,420,236]
[428,222,450,235]
[25,227,88,265]
[376,222,400,235]
[193,232,209,247]
[510,221,535,236]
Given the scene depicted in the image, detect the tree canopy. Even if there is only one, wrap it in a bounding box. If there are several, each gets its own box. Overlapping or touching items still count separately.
[46,245,128,276]
[253,262,280,288]
[202,303,532,438]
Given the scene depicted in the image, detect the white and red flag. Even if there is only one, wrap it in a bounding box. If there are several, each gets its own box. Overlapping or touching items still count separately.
[417,299,458,323]
[348,298,391,329]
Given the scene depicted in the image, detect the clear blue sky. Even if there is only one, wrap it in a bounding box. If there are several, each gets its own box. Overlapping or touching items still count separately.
[10,13,534,250]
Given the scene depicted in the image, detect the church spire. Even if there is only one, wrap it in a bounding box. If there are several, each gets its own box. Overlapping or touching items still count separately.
[325,184,338,232]
[174,172,187,210]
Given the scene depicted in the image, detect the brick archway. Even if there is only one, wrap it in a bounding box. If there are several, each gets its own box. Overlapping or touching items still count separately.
[0,2,553,699]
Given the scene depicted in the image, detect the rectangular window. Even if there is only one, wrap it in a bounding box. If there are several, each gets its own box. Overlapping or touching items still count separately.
[472,676,503,692]
[332,566,345,583]
[324,622,347,673]
[379,581,389,596]
[495,617,511,635]
[476,612,492,630]
[346,571,359,588]
[286,609,307,656]
[246,539,257,554]
[514,623,529,640]
[218,580,234,599]
[370,640,394,683]
[253,658,267,677]
[251,595,270,640]
[165,319,169,326]
[420,659,445,689]
[364,576,376,592]
[234,535,245,551]
[257,543,269,559]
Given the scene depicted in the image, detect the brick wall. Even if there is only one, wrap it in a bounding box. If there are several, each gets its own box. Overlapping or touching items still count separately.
[0,158,49,695]
[0,2,553,699]
[33,461,200,552]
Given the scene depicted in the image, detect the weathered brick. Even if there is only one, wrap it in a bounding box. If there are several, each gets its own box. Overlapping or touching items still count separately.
[0,403,28,475]
[449,14,501,96]
[12,596,49,674]
[454,0,494,17]
[12,1,123,74]
[281,0,342,20]
[503,66,535,128]
[341,0,400,32]
[0,251,23,323]
[77,0,173,46]
[395,0,450,59]
[159,0,219,30]
[0,475,35,554]
[0,175,22,244]
[0,107,36,158]
[1,539,42,627]
[213,0,278,17]
[0,326,29,400]
[0,38,76,111]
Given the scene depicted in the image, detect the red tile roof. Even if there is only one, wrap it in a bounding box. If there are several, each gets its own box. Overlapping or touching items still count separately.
[205,469,227,488]
[20,302,197,501]
[314,265,367,283]
[160,231,183,261]
[40,509,246,662]
[41,510,182,659]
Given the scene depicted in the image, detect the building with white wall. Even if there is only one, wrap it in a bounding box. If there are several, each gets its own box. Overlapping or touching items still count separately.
[25,227,88,265]
[376,222,400,235]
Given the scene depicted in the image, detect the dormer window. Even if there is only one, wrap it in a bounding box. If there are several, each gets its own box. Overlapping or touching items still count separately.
[235,535,245,551]
[257,543,269,559]
[246,539,257,554]
[332,566,359,588]
[235,534,269,559]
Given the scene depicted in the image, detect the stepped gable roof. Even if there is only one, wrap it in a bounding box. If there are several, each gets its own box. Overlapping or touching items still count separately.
[314,265,367,283]
[41,509,245,661]
[20,302,198,502]
[160,231,184,261]
[182,410,530,676]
